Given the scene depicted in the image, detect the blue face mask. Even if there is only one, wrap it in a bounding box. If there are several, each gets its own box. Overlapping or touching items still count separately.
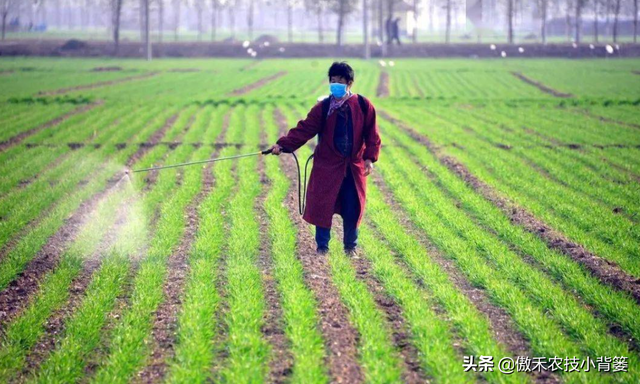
[330,82,348,98]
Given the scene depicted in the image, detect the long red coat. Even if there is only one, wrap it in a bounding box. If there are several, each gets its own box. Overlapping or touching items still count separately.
[277,94,381,228]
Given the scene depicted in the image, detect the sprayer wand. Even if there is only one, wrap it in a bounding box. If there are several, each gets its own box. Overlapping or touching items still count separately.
[132,149,273,173]
[131,147,313,215]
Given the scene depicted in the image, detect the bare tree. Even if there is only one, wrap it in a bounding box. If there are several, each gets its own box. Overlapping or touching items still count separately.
[172,0,180,40]
[428,0,434,33]
[411,0,418,42]
[193,0,205,40]
[444,0,452,43]
[110,0,124,53]
[634,0,638,42]
[143,0,152,59]
[593,0,600,42]
[565,0,574,41]
[536,0,548,44]
[363,0,369,57]
[157,0,164,43]
[507,0,514,43]
[284,0,297,43]
[227,0,239,39]
[304,0,326,43]
[330,0,357,46]
[574,0,586,43]
[612,0,620,41]
[247,0,254,40]
[54,0,61,28]
[1,0,18,40]
[603,0,612,36]
[210,0,220,40]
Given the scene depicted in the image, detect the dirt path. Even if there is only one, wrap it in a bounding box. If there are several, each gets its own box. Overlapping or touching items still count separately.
[511,72,573,98]
[378,110,640,306]
[229,71,287,96]
[376,71,390,98]
[38,72,158,96]
[274,109,363,384]
[0,101,102,152]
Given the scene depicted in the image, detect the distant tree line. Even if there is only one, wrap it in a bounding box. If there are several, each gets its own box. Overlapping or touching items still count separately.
[1,0,638,50]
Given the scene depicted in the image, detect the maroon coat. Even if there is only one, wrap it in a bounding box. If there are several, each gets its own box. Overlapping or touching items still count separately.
[277,94,381,228]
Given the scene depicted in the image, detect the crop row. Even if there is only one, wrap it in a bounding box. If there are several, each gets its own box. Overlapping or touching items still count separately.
[0,104,217,382]
[382,102,640,278]
[374,116,640,382]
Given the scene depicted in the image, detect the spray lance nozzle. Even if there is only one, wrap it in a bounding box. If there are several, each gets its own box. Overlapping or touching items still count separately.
[129,147,312,215]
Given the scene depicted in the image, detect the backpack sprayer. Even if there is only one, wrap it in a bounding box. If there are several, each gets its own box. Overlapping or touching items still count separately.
[130,147,314,215]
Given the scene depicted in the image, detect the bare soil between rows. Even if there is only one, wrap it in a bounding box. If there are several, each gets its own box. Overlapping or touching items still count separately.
[0,101,101,152]
[376,71,389,98]
[38,72,158,96]
[138,111,228,383]
[229,71,287,96]
[511,72,574,98]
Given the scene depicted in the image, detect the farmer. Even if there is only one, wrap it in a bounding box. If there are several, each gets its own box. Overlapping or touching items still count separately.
[270,62,381,255]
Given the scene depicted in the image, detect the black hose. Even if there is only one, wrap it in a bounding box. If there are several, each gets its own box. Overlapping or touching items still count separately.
[262,147,313,215]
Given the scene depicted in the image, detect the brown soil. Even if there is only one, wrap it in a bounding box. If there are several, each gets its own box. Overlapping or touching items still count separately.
[136,108,230,383]
[228,71,287,96]
[377,110,640,305]
[0,111,176,327]
[334,222,426,384]
[511,72,574,98]
[240,61,261,71]
[18,193,132,378]
[136,197,201,384]
[376,71,390,98]
[92,66,122,72]
[604,159,640,184]
[20,257,104,377]
[38,72,158,96]
[274,109,363,384]
[0,175,123,326]
[579,110,640,130]
[256,114,294,382]
[167,68,201,73]
[256,158,294,383]
[0,101,101,152]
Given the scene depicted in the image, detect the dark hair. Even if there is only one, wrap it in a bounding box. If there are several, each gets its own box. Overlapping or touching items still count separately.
[328,61,355,83]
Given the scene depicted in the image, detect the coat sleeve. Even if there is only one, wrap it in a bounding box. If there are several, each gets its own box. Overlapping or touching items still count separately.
[362,99,381,163]
[276,102,323,152]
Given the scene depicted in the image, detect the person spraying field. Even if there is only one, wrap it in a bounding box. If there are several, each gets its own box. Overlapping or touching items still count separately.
[269,61,381,255]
